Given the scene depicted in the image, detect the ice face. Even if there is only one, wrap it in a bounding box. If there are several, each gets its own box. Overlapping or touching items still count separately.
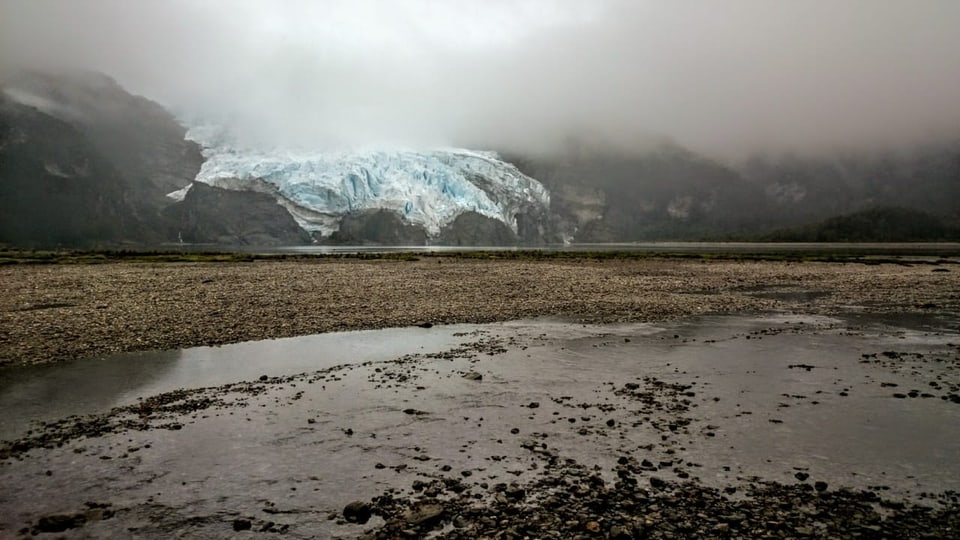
[182,124,549,236]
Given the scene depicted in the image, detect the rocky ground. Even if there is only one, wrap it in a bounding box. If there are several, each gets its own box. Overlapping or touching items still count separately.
[1,256,958,365]
[2,255,959,539]
[2,308,960,538]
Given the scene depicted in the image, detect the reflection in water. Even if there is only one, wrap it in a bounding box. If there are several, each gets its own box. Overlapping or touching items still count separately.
[0,349,181,437]
[0,324,481,439]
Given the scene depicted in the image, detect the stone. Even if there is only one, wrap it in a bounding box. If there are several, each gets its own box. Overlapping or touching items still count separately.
[36,514,86,533]
[403,504,445,526]
[343,501,373,524]
[505,484,526,500]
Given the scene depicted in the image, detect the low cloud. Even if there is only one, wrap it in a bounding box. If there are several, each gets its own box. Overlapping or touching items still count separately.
[2,0,959,158]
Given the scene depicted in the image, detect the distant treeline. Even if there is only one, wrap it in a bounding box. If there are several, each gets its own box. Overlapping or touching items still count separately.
[757,207,959,242]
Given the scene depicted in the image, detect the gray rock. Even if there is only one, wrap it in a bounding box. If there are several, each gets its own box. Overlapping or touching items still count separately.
[36,514,86,533]
[343,501,372,524]
[403,503,445,526]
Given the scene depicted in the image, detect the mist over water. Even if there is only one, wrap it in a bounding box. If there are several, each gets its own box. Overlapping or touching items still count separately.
[2,0,959,158]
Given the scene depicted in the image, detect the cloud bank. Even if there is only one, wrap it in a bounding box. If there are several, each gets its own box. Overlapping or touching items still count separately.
[2,0,959,158]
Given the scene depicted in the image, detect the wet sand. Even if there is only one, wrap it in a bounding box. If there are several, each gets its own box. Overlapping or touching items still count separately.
[2,257,958,365]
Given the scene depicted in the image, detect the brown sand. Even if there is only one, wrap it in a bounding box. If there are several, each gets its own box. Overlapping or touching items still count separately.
[1,258,957,365]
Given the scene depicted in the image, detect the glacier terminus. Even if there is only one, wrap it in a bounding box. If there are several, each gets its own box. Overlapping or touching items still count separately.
[174,123,551,240]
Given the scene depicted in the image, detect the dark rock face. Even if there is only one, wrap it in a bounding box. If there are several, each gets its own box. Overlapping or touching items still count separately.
[2,70,203,210]
[437,211,518,246]
[161,181,310,246]
[326,209,428,245]
[0,93,150,246]
[0,69,316,247]
[0,69,203,246]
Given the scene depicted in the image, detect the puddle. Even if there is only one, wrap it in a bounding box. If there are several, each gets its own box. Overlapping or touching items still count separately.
[0,313,958,538]
[735,284,834,304]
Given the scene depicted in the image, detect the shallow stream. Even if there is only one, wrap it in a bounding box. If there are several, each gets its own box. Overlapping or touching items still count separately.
[1,312,958,538]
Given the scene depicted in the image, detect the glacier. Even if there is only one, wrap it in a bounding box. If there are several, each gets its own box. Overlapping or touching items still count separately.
[178,124,550,237]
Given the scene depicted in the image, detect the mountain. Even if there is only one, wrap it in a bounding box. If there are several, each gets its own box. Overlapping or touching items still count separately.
[505,143,762,241]
[1,69,957,247]
[739,145,960,232]
[0,87,147,245]
[0,69,304,247]
[759,206,957,242]
[505,140,960,242]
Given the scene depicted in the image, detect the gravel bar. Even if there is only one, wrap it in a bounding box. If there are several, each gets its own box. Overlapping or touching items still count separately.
[2,257,958,366]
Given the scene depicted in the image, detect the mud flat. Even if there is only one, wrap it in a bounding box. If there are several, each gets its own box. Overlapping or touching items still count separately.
[2,256,959,365]
[1,312,958,538]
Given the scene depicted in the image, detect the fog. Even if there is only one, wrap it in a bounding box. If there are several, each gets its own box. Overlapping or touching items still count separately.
[2,0,959,158]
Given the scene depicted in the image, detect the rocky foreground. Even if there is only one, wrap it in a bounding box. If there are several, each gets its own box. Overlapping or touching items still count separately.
[1,255,959,538]
[1,256,958,365]
[2,311,959,538]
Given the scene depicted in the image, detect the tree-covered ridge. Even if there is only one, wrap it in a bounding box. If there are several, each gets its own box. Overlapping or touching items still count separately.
[760,207,958,242]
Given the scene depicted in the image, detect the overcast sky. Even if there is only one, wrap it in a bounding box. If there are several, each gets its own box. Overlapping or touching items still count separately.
[2,0,959,158]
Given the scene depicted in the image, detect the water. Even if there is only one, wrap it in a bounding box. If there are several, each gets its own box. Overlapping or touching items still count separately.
[0,325,481,439]
[160,241,960,256]
[1,313,958,538]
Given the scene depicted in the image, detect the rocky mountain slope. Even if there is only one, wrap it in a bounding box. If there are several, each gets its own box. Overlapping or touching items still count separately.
[1,70,957,247]
[507,140,960,242]
[0,70,303,247]
[0,89,146,246]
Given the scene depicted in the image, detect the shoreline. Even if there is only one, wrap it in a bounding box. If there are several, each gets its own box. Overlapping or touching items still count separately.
[2,257,958,366]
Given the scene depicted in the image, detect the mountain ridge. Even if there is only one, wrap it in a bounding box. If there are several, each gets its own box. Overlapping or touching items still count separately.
[1,69,957,247]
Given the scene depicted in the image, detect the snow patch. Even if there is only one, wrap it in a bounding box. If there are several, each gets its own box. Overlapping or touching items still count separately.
[166,183,193,202]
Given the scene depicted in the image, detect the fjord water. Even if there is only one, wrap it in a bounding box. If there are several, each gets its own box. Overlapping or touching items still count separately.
[155,241,960,256]
[1,313,958,537]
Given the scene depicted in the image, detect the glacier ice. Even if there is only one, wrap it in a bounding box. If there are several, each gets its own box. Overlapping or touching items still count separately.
[179,124,550,236]
[165,183,192,202]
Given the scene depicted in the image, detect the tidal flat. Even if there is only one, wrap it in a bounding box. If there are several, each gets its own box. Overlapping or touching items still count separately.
[1,256,959,538]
